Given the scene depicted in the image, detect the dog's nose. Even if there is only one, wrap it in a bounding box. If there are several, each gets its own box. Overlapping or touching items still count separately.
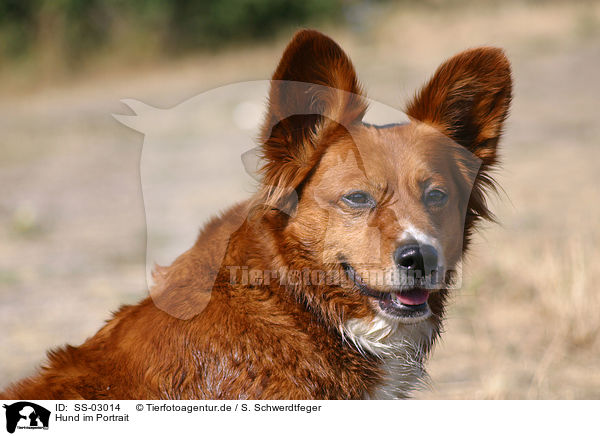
[394,244,438,277]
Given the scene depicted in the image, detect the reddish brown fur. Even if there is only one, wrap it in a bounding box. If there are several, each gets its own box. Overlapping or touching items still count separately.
[0,30,511,400]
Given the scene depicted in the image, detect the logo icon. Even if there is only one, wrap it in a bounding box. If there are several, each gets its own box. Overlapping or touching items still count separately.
[3,402,50,434]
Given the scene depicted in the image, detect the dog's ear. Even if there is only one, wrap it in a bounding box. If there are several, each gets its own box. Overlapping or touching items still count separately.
[407,47,511,231]
[258,29,367,213]
[406,47,512,167]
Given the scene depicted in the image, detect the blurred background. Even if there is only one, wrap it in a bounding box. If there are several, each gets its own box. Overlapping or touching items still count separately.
[1,0,599,399]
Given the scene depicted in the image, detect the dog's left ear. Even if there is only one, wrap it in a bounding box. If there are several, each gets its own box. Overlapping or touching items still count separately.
[406,47,512,167]
[258,30,367,213]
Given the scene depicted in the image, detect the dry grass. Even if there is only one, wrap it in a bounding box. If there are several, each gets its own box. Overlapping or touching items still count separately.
[1,1,599,398]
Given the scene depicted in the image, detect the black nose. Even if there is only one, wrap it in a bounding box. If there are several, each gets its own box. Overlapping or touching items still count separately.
[394,244,438,278]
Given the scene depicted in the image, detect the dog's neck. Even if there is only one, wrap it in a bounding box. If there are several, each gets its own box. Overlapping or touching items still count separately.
[222,215,445,399]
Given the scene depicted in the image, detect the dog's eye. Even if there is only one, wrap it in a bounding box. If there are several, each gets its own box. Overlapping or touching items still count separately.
[424,189,448,207]
[342,191,375,209]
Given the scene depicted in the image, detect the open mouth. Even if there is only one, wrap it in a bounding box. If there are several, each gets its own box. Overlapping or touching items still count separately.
[341,262,431,321]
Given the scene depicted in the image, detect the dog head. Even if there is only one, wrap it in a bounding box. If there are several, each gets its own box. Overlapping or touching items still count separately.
[254,30,511,341]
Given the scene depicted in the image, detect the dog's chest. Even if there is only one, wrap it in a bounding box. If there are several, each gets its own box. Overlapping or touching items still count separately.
[365,356,425,399]
[342,315,434,399]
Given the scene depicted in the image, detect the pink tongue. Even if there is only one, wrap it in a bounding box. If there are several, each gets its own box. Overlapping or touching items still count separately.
[396,289,430,306]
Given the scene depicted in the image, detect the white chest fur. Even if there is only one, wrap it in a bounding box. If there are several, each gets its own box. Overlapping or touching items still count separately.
[341,314,437,399]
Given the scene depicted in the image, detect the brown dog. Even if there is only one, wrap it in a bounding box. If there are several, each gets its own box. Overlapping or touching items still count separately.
[0,29,511,400]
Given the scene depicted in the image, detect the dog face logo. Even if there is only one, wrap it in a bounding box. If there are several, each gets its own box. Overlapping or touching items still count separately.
[114,79,481,322]
[3,402,50,434]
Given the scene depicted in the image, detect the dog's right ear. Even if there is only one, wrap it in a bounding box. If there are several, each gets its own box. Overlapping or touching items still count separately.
[258,29,367,213]
[406,47,512,167]
[406,47,512,235]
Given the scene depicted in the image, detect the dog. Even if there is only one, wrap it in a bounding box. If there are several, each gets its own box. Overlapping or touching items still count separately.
[0,29,511,400]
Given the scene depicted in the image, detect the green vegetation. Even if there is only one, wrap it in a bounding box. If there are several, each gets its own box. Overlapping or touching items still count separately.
[0,0,344,74]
